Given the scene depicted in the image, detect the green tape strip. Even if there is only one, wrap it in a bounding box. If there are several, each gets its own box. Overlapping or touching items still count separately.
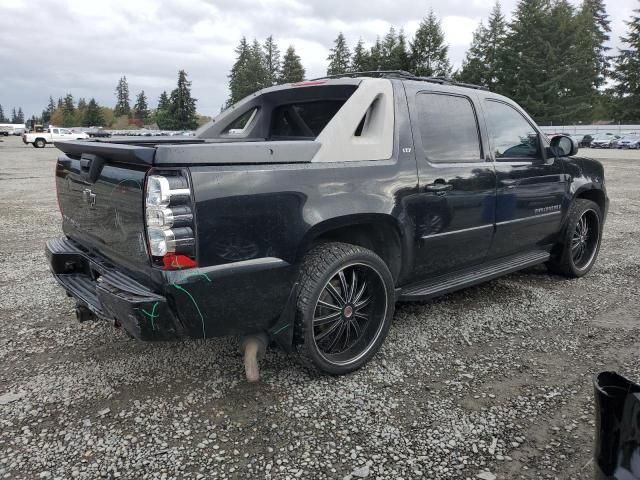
[172,284,207,339]
[139,301,160,331]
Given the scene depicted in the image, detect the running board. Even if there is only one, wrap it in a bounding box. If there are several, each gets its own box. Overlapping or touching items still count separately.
[398,250,550,301]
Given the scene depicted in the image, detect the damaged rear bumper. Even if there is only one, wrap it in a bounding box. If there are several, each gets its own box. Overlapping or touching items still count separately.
[46,237,179,340]
[45,237,298,344]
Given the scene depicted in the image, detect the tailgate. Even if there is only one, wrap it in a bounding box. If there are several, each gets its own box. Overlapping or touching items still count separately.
[55,141,154,270]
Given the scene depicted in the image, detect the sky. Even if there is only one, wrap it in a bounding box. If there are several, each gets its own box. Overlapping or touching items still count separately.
[0,0,636,119]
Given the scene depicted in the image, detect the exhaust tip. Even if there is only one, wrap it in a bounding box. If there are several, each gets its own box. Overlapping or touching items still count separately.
[240,334,269,382]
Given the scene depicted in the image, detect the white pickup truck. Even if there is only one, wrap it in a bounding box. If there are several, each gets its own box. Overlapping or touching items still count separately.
[23,127,89,148]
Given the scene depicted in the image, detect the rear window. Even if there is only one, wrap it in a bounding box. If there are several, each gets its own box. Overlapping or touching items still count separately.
[270,100,347,139]
[416,93,482,163]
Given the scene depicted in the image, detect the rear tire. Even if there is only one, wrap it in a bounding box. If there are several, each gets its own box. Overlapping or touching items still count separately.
[34,138,46,148]
[294,242,395,375]
[547,199,602,278]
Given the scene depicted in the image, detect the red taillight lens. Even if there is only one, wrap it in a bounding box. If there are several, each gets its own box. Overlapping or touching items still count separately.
[162,254,198,270]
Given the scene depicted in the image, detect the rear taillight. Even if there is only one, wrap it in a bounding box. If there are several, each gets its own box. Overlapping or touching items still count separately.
[145,173,197,269]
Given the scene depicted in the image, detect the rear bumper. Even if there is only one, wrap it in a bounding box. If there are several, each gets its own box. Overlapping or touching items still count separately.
[46,237,178,340]
[46,237,297,341]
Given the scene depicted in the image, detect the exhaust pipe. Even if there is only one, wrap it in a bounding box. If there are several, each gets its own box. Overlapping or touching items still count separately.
[240,333,269,382]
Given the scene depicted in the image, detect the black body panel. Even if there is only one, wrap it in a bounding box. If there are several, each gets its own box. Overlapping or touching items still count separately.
[46,77,609,341]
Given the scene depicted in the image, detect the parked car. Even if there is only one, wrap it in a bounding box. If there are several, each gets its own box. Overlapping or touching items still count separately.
[86,129,111,138]
[46,72,608,377]
[579,134,595,148]
[591,134,619,149]
[0,126,10,136]
[23,126,89,148]
[616,135,640,149]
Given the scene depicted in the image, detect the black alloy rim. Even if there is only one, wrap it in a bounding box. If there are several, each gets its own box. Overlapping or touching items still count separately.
[311,262,387,366]
[571,209,600,269]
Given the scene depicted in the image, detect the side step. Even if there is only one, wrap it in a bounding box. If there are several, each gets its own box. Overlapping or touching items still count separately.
[398,250,550,301]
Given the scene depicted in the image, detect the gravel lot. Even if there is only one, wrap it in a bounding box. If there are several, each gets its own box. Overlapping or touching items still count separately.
[0,135,639,480]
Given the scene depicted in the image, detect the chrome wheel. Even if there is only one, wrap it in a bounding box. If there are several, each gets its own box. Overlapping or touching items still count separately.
[311,262,387,366]
[571,209,600,270]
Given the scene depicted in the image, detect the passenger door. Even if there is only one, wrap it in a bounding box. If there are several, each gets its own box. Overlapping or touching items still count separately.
[481,99,567,258]
[408,89,497,278]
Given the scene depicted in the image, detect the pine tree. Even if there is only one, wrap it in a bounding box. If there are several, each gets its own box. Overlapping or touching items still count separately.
[168,70,198,130]
[228,37,262,105]
[114,76,131,117]
[16,108,24,123]
[327,33,351,75]
[133,90,150,122]
[380,27,398,70]
[263,35,281,86]
[368,37,383,71]
[500,0,553,121]
[247,39,270,91]
[0,104,4,123]
[11,107,17,123]
[61,94,75,127]
[41,96,56,124]
[581,0,611,85]
[351,38,370,72]
[155,91,172,130]
[279,46,305,83]
[158,91,170,110]
[83,98,105,127]
[410,10,452,77]
[458,2,508,90]
[393,30,411,71]
[612,1,640,121]
[57,97,63,109]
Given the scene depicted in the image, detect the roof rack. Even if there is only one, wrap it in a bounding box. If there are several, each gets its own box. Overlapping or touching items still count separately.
[311,70,489,91]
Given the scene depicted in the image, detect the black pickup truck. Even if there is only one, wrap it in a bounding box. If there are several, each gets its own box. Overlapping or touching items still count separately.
[47,71,608,376]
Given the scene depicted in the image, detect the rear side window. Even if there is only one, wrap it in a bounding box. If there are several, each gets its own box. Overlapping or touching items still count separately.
[416,93,482,163]
[484,100,541,160]
[270,100,346,139]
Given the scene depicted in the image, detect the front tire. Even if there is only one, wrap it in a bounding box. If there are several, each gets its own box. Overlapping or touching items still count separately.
[295,242,395,375]
[547,199,603,278]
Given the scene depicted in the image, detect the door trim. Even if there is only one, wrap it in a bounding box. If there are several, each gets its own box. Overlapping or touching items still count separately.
[495,210,561,227]
[421,223,493,240]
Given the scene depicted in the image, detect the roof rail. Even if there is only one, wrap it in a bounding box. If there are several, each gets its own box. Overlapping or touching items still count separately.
[311,70,489,91]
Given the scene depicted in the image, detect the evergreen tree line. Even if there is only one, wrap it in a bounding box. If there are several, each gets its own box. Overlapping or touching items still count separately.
[227,0,640,124]
[112,71,199,129]
[227,36,306,105]
[34,70,201,130]
[0,105,25,124]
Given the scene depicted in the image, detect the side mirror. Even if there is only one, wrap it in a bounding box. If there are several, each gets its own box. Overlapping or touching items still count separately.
[550,135,578,157]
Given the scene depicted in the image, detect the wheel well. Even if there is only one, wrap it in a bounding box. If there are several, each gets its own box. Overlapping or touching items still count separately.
[576,188,605,213]
[310,223,402,282]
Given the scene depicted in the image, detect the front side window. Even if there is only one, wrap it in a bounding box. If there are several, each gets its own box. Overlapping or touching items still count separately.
[484,100,540,160]
[416,93,482,163]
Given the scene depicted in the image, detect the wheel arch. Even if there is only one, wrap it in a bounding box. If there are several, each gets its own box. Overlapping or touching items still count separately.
[297,214,405,283]
[574,186,606,215]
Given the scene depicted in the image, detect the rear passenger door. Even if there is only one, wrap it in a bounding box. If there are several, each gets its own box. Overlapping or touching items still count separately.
[480,99,567,258]
[407,89,497,278]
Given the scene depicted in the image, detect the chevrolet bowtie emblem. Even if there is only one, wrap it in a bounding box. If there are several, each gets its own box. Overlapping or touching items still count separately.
[83,188,96,207]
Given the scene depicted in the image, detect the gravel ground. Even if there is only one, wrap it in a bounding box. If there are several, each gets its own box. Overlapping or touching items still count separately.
[0,135,639,480]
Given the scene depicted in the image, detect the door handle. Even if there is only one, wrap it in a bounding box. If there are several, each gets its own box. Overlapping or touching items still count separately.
[425,182,453,193]
[500,179,519,189]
